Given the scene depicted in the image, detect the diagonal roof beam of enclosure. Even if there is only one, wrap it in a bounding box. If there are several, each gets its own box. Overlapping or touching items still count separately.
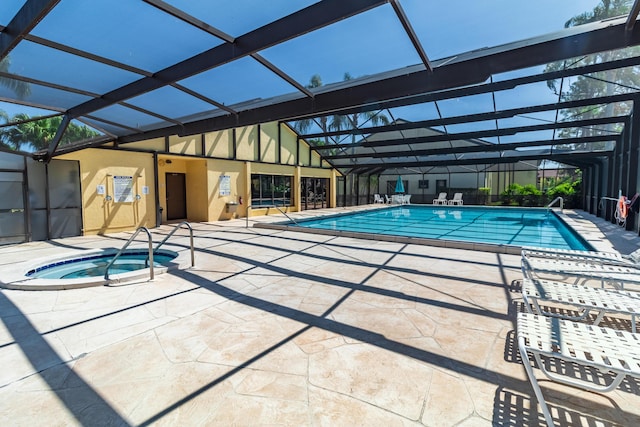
[348,116,629,149]
[115,16,640,143]
[143,0,314,98]
[335,151,609,174]
[67,0,386,119]
[0,0,59,60]
[322,135,621,160]
[341,150,613,170]
[305,92,637,142]
[627,0,640,31]
[389,0,432,72]
[298,56,640,139]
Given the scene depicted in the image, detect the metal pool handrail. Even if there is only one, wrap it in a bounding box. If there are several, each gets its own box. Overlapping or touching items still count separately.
[246,205,298,228]
[104,227,154,281]
[151,221,195,267]
[546,196,564,211]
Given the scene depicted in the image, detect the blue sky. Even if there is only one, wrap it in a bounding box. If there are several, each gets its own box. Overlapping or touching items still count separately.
[0,0,611,128]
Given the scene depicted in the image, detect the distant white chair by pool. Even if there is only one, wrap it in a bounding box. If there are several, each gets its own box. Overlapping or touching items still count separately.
[433,192,447,205]
[391,194,406,204]
[402,194,411,205]
[384,194,391,204]
[373,194,384,204]
[448,193,463,205]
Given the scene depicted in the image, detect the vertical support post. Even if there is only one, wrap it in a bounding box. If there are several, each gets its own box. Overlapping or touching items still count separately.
[629,101,640,232]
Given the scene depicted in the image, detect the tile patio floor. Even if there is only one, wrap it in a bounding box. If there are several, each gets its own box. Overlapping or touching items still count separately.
[0,207,639,426]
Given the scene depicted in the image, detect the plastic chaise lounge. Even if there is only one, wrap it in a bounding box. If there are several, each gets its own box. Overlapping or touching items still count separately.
[521,253,640,290]
[448,192,463,205]
[517,312,640,427]
[522,277,640,332]
[432,192,447,205]
[522,246,640,267]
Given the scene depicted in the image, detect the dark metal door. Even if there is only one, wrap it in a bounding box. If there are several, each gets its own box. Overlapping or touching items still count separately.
[166,173,186,220]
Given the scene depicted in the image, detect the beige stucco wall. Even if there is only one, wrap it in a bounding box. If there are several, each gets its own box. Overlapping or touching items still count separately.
[57,120,336,234]
[281,125,297,165]
[169,134,201,156]
[205,159,247,220]
[58,149,155,235]
[236,125,258,161]
[260,122,278,163]
[205,129,234,159]
[125,137,164,151]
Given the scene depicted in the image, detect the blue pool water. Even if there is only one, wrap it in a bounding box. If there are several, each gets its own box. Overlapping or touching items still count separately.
[27,251,177,279]
[293,206,592,250]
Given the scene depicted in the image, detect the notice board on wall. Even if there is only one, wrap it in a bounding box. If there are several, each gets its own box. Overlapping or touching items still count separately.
[219,175,231,196]
[113,176,134,202]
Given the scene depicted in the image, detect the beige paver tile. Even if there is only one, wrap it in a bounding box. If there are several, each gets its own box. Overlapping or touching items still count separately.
[309,385,420,426]
[1,211,639,426]
[309,342,431,419]
[422,370,474,426]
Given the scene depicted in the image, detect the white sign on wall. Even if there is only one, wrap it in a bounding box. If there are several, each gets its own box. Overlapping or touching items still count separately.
[96,184,105,195]
[113,176,134,202]
[219,175,231,196]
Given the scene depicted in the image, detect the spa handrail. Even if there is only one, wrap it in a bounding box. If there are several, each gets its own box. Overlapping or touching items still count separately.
[104,227,154,281]
[151,221,195,267]
[245,205,298,228]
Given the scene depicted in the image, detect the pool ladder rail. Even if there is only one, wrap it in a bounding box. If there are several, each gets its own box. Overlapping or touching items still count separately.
[245,205,298,228]
[546,196,564,211]
[104,221,195,281]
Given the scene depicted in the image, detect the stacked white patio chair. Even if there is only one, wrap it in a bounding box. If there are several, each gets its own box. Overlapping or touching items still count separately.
[517,312,640,427]
[517,248,640,427]
[521,247,640,291]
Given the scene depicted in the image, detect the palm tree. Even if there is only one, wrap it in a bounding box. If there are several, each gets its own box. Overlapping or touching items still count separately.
[294,73,390,145]
[329,73,390,145]
[2,113,100,152]
[545,0,636,150]
[0,57,31,99]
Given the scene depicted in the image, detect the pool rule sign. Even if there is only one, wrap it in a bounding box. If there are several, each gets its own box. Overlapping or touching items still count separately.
[113,176,134,202]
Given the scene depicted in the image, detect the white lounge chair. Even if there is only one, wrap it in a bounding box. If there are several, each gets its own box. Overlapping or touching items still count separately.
[521,255,640,290]
[448,193,463,205]
[384,194,391,204]
[517,312,640,427]
[402,194,411,205]
[522,246,640,267]
[373,194,384,204]
[522,278,639,332]
[432,192,447,205]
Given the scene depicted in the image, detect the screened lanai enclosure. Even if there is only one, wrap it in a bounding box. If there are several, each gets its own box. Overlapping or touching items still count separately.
[2,0,640,243]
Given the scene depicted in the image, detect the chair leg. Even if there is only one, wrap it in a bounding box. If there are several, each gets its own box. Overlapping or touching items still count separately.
[518,339,555,427]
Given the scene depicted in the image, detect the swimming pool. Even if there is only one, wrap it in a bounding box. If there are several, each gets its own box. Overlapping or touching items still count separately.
[258,206,592,253]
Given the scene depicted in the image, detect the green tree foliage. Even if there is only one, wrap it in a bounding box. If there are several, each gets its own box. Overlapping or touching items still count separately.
[0,57,31,99]
[545,1,637,150]
[293,73,389,145]
[0,113,100,152]
[501,183,543,206]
